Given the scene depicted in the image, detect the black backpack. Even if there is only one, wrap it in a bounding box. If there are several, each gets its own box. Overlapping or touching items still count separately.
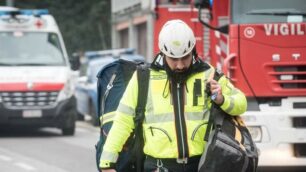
[95,59,149,172]
[198,72,259,172]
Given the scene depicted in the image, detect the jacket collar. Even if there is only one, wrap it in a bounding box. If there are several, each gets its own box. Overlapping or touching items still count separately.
[150,53,211,74]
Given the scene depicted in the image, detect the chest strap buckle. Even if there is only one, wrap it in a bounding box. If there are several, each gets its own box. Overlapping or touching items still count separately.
[176,157,188,164]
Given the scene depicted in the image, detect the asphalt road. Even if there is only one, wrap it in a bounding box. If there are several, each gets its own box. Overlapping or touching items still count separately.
[0,122,305,172]
[0,122,100,172]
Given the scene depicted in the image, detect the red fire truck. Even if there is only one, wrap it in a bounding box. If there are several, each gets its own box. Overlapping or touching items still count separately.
[153,0,306,169]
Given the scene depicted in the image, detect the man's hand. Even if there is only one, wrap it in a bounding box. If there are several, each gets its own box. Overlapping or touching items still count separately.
[209,79,224,105]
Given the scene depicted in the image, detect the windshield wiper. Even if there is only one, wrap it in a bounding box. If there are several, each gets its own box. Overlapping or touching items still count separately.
[0,63,56,66]
[0,62,65,66]
[247,10,306,16]
[12,63,49,66]
[0,63,16,66]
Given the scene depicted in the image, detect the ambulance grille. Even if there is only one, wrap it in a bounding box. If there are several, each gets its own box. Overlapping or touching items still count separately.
[269,64,306,89]
[292,117,306,128]
[0,91,59,109]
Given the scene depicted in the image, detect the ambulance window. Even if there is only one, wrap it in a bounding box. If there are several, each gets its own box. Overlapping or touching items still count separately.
[48,33,63,53]
[232,0,306,24]
[0,32,65,66]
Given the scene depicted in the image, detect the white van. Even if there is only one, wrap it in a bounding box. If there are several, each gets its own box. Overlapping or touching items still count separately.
[0,8,78,135]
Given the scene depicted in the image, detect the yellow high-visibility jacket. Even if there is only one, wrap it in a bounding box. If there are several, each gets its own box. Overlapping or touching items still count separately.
[100,59,247,168]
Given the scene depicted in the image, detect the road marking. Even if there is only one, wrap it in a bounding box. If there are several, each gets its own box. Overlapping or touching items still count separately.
[76,127,87,133]
[76,121,100,132]
[14,162,36,171]
[0,148,68,172]
[0,155,12,161]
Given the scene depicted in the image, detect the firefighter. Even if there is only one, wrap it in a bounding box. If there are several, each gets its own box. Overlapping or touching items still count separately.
[100,19,247,172]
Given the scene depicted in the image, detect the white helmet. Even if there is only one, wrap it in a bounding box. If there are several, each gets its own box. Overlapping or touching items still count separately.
[158,19,196,58]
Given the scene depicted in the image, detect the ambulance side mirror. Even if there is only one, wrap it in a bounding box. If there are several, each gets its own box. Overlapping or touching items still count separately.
[69,53,81,71]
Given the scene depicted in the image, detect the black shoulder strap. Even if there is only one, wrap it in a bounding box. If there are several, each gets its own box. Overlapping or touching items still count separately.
[213,70,224,81]
[204,70,225,142]
[204,102,218,141]
[135,64,150,123]
[134,64,150,172]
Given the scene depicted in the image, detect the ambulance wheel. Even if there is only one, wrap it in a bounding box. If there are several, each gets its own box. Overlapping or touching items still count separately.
[62,111,76,136]
[89,102,99,126]
[62,125,75,136]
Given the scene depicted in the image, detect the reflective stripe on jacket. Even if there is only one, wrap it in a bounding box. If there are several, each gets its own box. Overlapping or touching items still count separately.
[99,64,247,168]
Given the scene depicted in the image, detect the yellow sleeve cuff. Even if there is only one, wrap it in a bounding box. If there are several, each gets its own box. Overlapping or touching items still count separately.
[220,94,230,111]
[99,160,115,168]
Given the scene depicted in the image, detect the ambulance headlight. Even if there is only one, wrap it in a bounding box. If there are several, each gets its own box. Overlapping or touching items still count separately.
[247,126,262,142]
[57,80,74,102]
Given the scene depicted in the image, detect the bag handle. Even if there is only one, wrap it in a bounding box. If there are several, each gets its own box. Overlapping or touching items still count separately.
[204,102,225,141]
[204,71,225,142]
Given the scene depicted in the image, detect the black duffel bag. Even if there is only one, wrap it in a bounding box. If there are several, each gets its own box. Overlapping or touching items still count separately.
[198,102,259,172]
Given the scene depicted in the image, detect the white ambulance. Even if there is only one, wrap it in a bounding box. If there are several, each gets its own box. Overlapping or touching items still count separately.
[0,8,78,135]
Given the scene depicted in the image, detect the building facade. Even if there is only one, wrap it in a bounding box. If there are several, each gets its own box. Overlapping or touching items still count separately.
[111,0,207,62]
[112,0,155,61]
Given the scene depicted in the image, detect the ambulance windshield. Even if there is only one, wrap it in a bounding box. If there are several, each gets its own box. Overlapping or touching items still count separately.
[232,0,306,24]
[0,32,66,66]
